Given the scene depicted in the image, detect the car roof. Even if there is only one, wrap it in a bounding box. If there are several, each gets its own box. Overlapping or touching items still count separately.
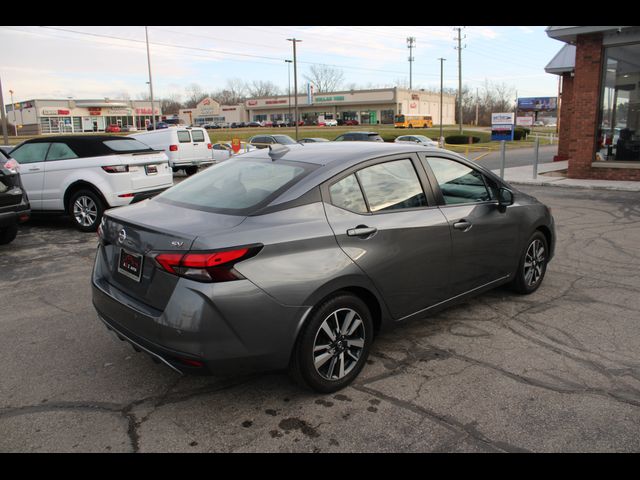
[17,135,154,157]
[239,141,432,166]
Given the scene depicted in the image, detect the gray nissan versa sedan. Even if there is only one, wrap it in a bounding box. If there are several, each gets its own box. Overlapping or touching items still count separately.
[92,142,555,392]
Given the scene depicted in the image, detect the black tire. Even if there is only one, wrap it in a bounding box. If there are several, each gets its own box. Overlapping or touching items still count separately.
[510,231,549,294]
[68,189,105,232]
[184,166,198,176]
[289,292,373,393]
[0,224,18,245]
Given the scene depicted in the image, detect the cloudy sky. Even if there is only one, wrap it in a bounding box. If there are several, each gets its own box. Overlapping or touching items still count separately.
[1,26,565,102]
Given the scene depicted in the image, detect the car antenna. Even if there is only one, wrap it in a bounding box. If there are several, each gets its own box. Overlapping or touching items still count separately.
[268,144,289,161]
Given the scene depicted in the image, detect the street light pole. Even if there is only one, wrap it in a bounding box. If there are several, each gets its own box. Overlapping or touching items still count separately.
[9,89,17,136]
[438,58,446,147]
[287,38,302,141]
[285,59,292,125]
[145,26,156,130]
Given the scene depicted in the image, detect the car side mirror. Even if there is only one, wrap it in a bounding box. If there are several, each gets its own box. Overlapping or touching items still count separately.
[498,187,514,210]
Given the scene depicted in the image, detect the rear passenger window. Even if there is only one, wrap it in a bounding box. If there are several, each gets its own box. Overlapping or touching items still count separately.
[329,174,368,213]
[191,130,205,142]
[46,143,78,161]
[356,159,427,212]
[177,131,191,143]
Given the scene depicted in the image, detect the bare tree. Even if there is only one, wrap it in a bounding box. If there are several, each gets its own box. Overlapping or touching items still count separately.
[184,83,207,108]
[246,80,281,98]
[304,64,345,93]
[211,78,248,105]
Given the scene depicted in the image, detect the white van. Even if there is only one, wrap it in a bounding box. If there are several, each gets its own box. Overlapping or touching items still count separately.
[129,127,214,175]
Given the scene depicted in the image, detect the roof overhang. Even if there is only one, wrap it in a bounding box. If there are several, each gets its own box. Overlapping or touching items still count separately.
[546,26,632,44]
[545,44,576,75]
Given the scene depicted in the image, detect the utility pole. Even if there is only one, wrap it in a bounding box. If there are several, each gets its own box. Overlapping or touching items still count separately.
[287,38,302,141]
[407,37,416,90]
[475,87,479,126]
[285,59,292,125]
[438,58,446,147]
[0,76,8,144]
[454,27,466,134]
[145,26,156,130]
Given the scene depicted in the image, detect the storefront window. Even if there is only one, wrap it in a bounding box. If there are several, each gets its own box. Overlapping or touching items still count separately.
[598,43,640,161]
[381,110,395,124]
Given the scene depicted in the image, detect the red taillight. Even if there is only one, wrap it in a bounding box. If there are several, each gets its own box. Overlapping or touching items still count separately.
[169,145,178,152]
[207,143,212,149]
[118,193,135,198]
[3,159,19,173]
[154,246,260,282]
[102,165,129,173]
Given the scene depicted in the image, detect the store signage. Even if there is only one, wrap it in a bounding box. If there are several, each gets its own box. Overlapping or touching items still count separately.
[89,108,102,115]
[265,99,287,105]
[42,109,71,116]
[315,96,345,103]
[307,84,314,105]
[222,107,236,111]
[247,100,258,106]
[203,99,211,106]
[516,116,534,126]
[135,108,158,115]
[491,112,515,141]
[410,102,417,109]
[411,94,420,100]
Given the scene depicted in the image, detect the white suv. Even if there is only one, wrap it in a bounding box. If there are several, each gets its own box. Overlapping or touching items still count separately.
[9,135,173,231]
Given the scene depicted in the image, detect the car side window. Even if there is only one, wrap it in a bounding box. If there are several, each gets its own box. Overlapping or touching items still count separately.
[10,143,50,164]
[46,143,79,161]
[424,157,492,205]
[191,130,205,142]
[356,159,427,212]
[177,131,191,143]
[329,174,368,214]
[334,135,345,142]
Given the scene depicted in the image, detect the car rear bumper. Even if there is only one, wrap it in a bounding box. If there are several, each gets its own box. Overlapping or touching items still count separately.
[91,254,310,375]
[0,199,30,227]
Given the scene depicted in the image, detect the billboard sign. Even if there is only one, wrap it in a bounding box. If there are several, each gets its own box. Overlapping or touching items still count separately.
[517,97,557,111]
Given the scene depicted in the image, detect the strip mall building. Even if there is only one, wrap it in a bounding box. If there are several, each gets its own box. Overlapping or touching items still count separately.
[179,88,456,127]
[546,26,640,181]
[5,99,162,135]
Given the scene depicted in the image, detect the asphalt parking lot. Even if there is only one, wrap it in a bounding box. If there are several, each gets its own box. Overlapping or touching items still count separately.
[1,184,639,453]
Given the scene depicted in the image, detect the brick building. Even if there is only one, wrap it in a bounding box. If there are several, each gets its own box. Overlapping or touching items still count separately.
[545,26,640,181]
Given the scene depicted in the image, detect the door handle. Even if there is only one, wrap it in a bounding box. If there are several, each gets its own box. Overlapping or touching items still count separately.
[347,226,377,238]
[453,220,472,232]
[28,167,41,171]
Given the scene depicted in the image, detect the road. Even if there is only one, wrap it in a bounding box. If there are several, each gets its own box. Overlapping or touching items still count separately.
[1,184,639,452]
[467,144,558,171]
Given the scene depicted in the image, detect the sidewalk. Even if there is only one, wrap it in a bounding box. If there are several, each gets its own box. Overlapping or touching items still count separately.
[492,161,640,192]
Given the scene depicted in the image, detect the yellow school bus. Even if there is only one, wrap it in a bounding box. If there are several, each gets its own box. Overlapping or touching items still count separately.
[394,114,433,128]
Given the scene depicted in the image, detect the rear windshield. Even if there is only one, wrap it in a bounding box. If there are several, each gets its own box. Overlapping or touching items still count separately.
[103,139,154,152]
[155,158,316,214]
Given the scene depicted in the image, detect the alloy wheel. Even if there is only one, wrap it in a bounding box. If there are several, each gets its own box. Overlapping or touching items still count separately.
[73,195,98,227]
[312,308,366,381]
[524,239,545,287]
